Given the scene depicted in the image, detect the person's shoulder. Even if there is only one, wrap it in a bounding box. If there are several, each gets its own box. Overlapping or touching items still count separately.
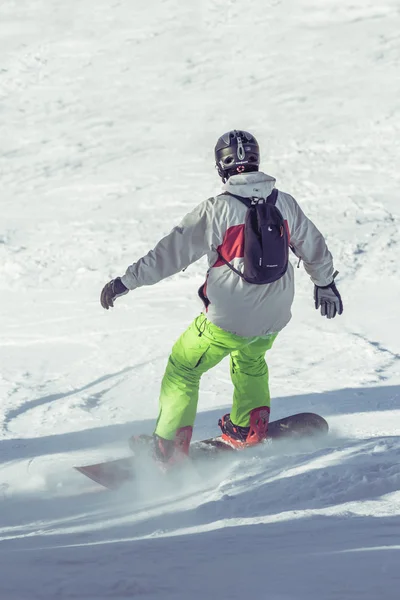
[276,189,296,203]
[277,189,303,210]
[184,194,229,221]
[203,192,232,209]
[207,190,229,201]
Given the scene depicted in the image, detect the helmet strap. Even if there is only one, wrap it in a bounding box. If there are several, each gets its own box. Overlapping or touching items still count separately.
[216,162,227,183]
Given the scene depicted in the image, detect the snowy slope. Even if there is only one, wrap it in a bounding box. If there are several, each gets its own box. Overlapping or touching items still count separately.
[1,0,399,598]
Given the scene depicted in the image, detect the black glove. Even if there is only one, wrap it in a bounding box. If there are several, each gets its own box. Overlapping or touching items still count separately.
[314,279,343,319]
[100,277,129,310]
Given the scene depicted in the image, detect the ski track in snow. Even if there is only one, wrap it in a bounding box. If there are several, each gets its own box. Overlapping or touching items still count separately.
[1,0,400,598]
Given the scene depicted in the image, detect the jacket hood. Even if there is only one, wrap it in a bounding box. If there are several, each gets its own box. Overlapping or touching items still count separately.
[223,171,276,199]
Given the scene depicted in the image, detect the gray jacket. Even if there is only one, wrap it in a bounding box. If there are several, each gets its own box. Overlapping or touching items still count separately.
[121,172,335,337]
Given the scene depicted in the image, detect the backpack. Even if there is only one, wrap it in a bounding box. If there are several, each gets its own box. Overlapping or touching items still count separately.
[218,189,289,285]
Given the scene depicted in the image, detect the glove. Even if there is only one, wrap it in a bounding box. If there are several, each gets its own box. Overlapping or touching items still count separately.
[100,277,129,310]
[314,280,343,319]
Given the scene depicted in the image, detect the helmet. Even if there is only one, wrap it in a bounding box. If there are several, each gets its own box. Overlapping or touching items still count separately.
[214,130,260,181]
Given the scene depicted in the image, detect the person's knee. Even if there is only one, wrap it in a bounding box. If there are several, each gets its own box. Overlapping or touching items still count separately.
[167,353,206,382]
[233,355,268,376]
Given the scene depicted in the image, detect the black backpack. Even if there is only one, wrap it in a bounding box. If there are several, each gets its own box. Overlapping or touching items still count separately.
[218,189,289,285]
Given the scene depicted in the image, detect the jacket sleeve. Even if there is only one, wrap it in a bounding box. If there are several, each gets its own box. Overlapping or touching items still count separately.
[121,197,223,290]
[286,194,335,287]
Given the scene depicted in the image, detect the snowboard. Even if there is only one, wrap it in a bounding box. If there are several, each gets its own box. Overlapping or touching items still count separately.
[75,412,328,490]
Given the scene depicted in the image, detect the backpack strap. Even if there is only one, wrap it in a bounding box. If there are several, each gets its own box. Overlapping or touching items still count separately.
[220,188,278,207]
[216,250,245,279]
[266,188,278,205]
[220,191,252,208]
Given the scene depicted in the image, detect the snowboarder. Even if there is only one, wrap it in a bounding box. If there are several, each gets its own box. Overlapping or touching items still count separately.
[100,130,343,464]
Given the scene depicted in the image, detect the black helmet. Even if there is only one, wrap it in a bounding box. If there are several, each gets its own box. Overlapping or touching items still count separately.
[214,130,260,182]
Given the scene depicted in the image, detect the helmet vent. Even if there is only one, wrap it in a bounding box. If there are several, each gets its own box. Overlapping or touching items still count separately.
[237,136,245,160]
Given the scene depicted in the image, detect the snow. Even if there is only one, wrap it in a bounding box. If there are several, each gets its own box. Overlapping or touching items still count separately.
[1,0,399,598]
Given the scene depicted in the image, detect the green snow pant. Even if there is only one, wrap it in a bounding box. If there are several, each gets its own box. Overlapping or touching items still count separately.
[155,315,277,440]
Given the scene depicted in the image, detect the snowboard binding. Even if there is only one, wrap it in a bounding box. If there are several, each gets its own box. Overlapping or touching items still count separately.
[218,406,270,449]
[129,426,192,469]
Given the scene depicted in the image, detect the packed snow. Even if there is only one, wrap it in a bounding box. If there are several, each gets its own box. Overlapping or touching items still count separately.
[1,0,399,598]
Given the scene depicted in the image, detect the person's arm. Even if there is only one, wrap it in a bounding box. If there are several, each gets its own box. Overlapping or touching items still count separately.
[121,196,222,290]
[285,193,343,319]
[288,195,335,287]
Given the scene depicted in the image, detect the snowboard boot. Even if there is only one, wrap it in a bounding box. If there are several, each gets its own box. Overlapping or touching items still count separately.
[218,406,270,449]
[153,426,192,465]
[129,427,192,470]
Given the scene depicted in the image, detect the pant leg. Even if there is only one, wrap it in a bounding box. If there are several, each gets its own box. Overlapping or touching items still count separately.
[229,333,278,427]
[155,315,240,440]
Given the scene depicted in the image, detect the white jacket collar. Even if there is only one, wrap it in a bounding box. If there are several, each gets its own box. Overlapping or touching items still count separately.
[223,171,276,199]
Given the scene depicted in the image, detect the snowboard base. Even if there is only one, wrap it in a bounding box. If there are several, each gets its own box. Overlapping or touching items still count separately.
[75,412,328,490]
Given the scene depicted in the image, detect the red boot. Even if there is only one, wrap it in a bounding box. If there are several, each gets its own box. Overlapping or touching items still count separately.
[128,426,192,468]
[153,426,192,464]
[218,407,270,449]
